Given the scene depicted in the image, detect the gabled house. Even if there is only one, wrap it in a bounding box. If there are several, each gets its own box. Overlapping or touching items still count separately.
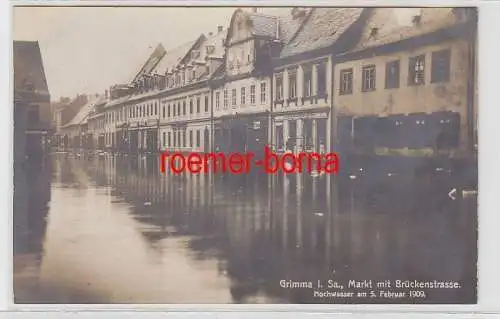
[333,7,477,161]
[157,29,226,153]
[127,36,202,153]
[13,41,51,162]
[270,8,370,155]
[211,9,283,156]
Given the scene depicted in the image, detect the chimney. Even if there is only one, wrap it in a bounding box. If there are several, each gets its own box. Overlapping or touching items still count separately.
[217,25,223,33]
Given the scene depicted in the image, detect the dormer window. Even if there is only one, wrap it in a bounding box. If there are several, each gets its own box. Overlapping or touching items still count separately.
[370,27,379,38]
[206,45,215,55]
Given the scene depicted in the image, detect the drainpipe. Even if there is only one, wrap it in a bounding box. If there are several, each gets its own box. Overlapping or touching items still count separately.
[270,57,274,153]
[210,81,214,153]
[330,53,336,156]
[466,12,477,155]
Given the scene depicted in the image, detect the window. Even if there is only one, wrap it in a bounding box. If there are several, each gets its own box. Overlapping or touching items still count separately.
[303,66,312,97]
[162,106,165,118]
[155,102,158,116]
[223,90,228,109]
[177,102,181,116]
[171,104,174,117]
[250,85,256,104]
[216,92,221,110]
[288,71,297,99]
[431,49,451,83]
[190,99,193,114]
[206,45,215,55]
[362,65,376,92]
[173,130,177,147]
[183,131,186,147]
[385,60,400,89]
[260,82,266,103]
[196,130,201,147]
[168,132,171,147]
[316,62,327,95]
[183,101,186,115]
[276,73,284,101]
[189,130,193,147]
[205,96,209,112]
[339,68,353,94]
[241,87,246,105]
[162,132,166,147]
[409,55,425,85]
[232,89,237,107]
[197,97,201,113]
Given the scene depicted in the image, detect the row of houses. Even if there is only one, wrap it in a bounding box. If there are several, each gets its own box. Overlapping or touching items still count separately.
[57,7,478,161]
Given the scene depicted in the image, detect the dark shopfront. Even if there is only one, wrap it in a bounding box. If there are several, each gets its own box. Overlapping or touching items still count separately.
[136,120,159,153]
[116,125,128,153]
[214,113,269,158]
[274,111,329,154]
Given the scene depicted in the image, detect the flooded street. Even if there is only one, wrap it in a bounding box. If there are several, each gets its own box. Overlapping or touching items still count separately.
[13,153,477,304]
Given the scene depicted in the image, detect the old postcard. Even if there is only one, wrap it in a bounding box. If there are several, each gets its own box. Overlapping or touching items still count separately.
[12,5,478,304]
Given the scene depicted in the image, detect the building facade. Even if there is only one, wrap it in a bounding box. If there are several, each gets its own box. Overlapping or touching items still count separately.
[333,8,477,160]
[270,8,369,156]
[210,9,283,158]
[58,7,478,171]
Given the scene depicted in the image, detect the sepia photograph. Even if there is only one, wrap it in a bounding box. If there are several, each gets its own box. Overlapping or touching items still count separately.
[12,5,478,304]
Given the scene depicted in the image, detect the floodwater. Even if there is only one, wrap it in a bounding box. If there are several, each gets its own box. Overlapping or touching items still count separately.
[13,153,477,304]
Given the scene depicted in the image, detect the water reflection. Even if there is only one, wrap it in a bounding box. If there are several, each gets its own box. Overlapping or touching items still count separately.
[13,153,477,304]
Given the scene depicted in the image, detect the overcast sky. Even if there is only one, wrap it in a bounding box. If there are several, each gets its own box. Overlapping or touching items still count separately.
[13,6,236,101]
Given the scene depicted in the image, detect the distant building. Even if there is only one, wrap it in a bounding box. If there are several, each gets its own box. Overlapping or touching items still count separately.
[59,96,101,150]
[50,96,70,132]
[13,41,51,162]
[87,96,107,149]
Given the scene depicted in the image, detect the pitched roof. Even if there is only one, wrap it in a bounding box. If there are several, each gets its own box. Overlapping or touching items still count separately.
[279,8,365,59]
[247,12,279,38]
[203,29,227,60]
[13,41,50,99]
[127,44,166,84]
[152,38,199,74]
[62,95,101,128]
[350,8,461,52]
